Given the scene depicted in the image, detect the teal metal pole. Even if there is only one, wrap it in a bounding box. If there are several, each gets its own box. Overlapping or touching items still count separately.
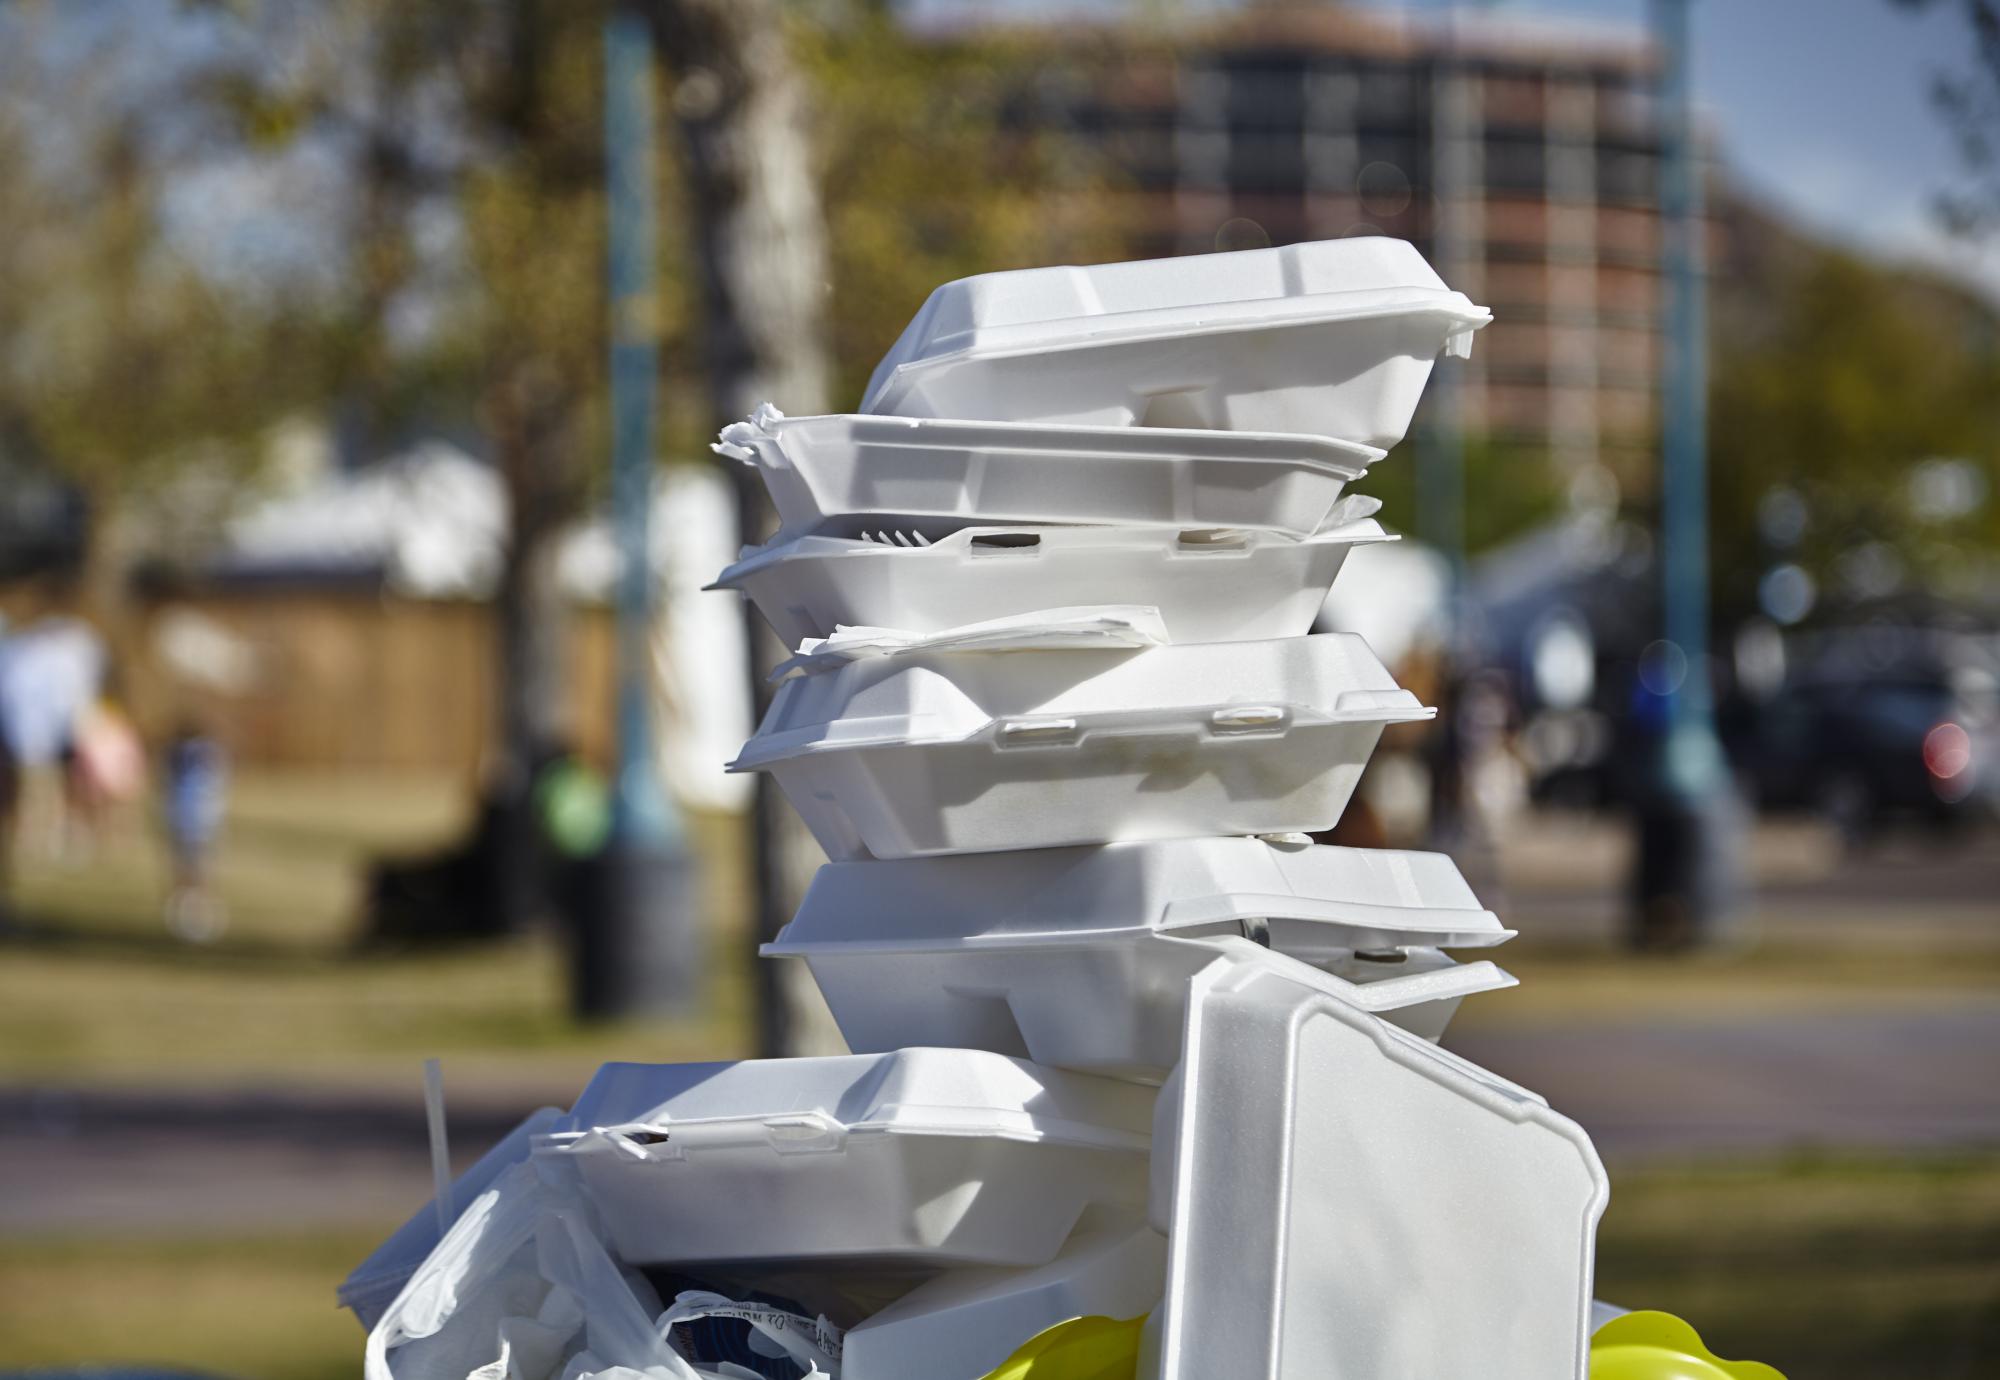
[606,9,677,849]
[574,8,700,1018]
[1632,0,1742,949]
[1655,0,1713,746]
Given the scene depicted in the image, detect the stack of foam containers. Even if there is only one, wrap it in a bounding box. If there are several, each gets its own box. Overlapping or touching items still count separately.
[717,239,1611,1379]
[346,240,1614,1380]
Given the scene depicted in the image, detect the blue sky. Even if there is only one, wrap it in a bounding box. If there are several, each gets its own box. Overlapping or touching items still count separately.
[916,0,2000,302]
[27,0,1998,304]
[1364,0,2000,301]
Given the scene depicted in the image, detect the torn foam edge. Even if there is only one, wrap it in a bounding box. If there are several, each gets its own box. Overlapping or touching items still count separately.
[711,401,788,464]
[1318,493,1383,528]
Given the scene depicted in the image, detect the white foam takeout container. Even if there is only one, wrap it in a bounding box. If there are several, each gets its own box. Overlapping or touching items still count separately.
[711,508,1391,649]
[860,238,1490,450]
[1149,949,1609,1380]
[766,838,1516,1079]
[533,1051,1154,1270]
[714,406,1380,543]
[728,634,1432,859]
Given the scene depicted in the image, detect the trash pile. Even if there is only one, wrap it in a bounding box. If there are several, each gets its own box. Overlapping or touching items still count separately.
[344,240,1766,1380]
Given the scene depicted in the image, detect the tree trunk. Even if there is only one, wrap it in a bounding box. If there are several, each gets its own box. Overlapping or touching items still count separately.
[484,355,581,935]
[470,0,591,940]
[72,475,138,676]
[649,0,842,1056]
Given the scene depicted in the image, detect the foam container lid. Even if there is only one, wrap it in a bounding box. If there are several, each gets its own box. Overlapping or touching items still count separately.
[710,511,1392,650]
[861,238,1490,448]
[536,1052,1156,1272]
[714,407,1379,543]
[552,1050,1155,1151]
[1154,948,1609,1380]
[731,632,1429,769]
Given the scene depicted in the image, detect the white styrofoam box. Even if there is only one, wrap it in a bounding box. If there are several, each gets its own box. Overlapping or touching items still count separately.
[729,634,1432,859]
[1152,949,1609,1380]
[860,239,1490,450]
[712,406,1379,543]
[779,837,1512,950]
[764,838,1515,1077]
[338,1106,565,1332]
[843,1214,1165,1380]
[776,926,1511,1082]
[712,515,1392,650]
[532,1052,1154,1271]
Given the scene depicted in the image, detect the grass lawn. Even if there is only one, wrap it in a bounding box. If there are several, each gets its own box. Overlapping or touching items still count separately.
[0,772,759,1084]
[0,1153,1993,1379]
[1593,1152,2000,1379]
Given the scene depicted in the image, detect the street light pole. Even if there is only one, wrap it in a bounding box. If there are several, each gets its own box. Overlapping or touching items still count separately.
[1657,0,1710,740]
[573,7,701,1017]
[1421,0,1496,631]
[1635,0,1742,947]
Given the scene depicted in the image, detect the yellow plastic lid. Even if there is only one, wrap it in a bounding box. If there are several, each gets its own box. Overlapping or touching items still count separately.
[977,1314,1146,1380]
[1590,1310,1788,1380]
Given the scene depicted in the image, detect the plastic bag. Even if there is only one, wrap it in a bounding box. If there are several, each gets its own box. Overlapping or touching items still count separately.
[365,1161,556,1380]
[365,1157,843,1380]
[658,1291,842,1380]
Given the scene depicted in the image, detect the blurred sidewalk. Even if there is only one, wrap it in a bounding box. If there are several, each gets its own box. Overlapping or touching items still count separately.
[0,1082,553,1236]
[1489,811,2000,950]
[1452,1000,2000,1159]
[1451,812,2000,1157]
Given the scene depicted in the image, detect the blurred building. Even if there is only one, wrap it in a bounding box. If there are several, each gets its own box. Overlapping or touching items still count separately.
[955,4,1670,482]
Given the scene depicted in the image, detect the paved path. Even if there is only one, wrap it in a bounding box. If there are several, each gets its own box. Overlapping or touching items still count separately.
[0,1084,548,1236]
[7,996,2000,1235]
[1492,818,2000,948]
[1448,997,2000,1159]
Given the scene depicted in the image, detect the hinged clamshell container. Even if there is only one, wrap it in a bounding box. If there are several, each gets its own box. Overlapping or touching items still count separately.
[1150,950,1609,1380]
[532,1051,1154,1270]
[783,836,1510,948]
[715,408,1379,543]
[861,239,1491,449]
[713,515,1391,650]
[729,635,1432,859]
[764,839,1515,1078]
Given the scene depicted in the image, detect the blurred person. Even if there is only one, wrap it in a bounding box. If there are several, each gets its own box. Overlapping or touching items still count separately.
[60,692,147,858]
[161,719,228,943]
[1462,670,1529,835]
[0,700,16,928]
[1427,667,1523,901]
[0,614,106,866]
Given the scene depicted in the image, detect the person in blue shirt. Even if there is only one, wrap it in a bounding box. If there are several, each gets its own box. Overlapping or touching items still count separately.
[163,721,228,942]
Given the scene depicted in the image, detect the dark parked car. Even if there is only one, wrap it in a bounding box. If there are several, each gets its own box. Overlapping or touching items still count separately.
[1741,670,1998,836]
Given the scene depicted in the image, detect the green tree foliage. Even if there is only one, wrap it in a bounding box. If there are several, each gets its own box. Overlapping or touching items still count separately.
[0,15,317,617]
[1360,433,1572,564]
[796,8,1130,410]
[1707,241,2000,621]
